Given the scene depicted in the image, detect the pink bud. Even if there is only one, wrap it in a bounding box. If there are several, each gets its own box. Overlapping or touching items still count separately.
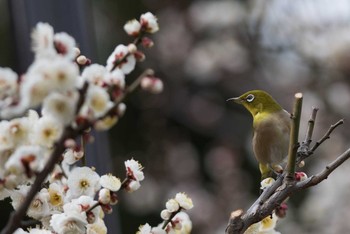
[142,37,154,48]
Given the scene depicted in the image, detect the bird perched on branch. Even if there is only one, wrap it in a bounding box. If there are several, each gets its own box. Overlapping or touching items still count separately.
[227,90,291,179]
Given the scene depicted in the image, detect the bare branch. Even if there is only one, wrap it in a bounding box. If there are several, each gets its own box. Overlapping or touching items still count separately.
[286,93,303,180]
[226,147,350,234]
[297,148,350,189]
[310,119,344,153]
[300,107,318,153]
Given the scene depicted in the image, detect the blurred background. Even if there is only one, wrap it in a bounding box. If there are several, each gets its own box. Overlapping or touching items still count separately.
[1,0,350,233]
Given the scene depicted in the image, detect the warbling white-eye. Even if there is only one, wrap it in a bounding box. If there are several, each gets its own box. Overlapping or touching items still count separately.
[228,90,291,179]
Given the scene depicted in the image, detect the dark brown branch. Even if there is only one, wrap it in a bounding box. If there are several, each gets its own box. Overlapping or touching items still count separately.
[286,93,303,180]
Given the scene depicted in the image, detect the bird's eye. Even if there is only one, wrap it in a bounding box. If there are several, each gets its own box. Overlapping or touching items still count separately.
[246,94,255,103]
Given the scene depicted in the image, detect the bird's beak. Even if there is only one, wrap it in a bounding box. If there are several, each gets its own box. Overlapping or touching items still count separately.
[226,97,242,104]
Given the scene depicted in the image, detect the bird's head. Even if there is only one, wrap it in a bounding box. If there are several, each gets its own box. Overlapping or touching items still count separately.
[227,90,282,116]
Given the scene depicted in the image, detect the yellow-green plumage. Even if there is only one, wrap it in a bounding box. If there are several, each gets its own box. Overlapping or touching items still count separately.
[228,90,291,179]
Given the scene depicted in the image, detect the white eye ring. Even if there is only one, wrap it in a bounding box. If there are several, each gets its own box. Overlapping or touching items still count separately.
[246,94,255,102]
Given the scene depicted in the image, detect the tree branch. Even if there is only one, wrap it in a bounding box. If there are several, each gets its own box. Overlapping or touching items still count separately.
[286,93,303,180]
[299,107,318,154]
[310,119,344,153]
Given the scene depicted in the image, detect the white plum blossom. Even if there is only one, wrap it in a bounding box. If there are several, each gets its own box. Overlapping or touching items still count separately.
[32,115,63,147]
[86,218,107,234]
[81,64,108,86]
[19,71,55,108]
[98,188,111,205]
[171,212,192,233]
[27,188,50,219]
[31,22,55,59]
[42,92,77,125]
[50,210,87,234]
[124,159,144,192]
[49,57,79,91]
[245,213,280,234]
[69,195,101,221]
[84,85,114,119]
[166,199,180,212]
[106,44,136,74]
[62,148,84,165]
[104,68,125,88]
[0,67,18,100]
[140,12,159,33]
[10,184,31,210]
[0,121,15,151]
[6,117,31,147]
[94,115,119,131]
[175,192,193,210]
[66,167,101,199]
[19,58,78,109]
[137,223,166,234]
[261,177,276,190]
[54,32,77,60]
[5,145,44,176]
[48,182,65,208]
[99,174,121,192]
[125,159,144,181]
[124,19,142,36]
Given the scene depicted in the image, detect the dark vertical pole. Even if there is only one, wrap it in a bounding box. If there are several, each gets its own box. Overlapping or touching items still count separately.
[8,0,121,233]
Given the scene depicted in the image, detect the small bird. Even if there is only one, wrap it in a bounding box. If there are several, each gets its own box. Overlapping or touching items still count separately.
[227,90,291,179]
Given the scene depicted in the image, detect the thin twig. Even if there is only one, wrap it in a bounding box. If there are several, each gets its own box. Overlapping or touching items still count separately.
[286,93,303,180]
[86,202,101,213]
[300,107,318,153]
[310,119,344,153]
[297,148,350,189]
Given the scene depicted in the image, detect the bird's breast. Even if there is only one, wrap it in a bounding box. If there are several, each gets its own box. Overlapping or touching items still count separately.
[252,110,290,165]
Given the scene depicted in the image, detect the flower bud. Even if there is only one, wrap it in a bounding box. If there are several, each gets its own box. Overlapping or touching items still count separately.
[275,203,288,218]
[99,188,111,204]
[117,103,127,117]
[128,43,137,54]
[77,55,88,65]
[166,199,180,212]
[124,19,141,36]
[141,77,164,94]
[134,51,145,62]
[295,172,308,181]
[142,37,154,48]
[260,177,275,190]
[160,209,171,220]
[74,47,81,57]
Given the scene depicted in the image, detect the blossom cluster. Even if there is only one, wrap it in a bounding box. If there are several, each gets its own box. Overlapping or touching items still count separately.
[137,192,193,234]
[0,12,193,234]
